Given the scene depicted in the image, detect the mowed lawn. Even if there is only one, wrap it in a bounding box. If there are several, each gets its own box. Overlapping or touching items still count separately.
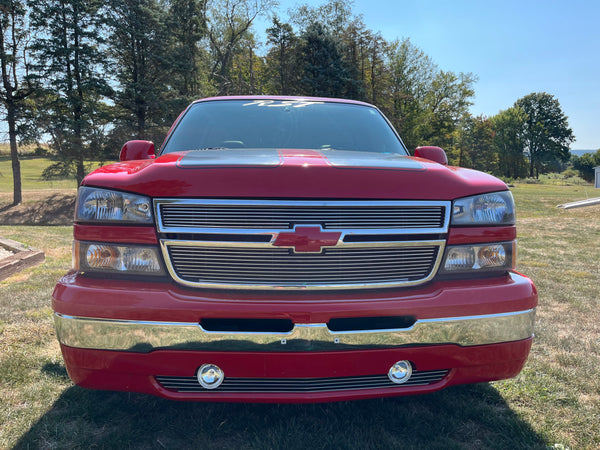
[0,159,599,448]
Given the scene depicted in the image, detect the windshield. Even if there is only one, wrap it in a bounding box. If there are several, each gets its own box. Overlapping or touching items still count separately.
[161,99,408,155]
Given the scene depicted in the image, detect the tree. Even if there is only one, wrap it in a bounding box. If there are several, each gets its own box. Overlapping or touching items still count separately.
[492,106,528,178]
[167,0,207,100]
[289,1,363,98]
[265,16,299,95]
[289,0,353,37]
[454,114,497,172]
[572,150,600,182]
[385,38,435,150]
[229,33,265,94]
[300,21,349,97]
[204,0,274,95]
[0,0,34,205]
[107,0,172,145]
[515,92,574,178]
[384,38,475,152]
[420,70,476,151]
[363,31,386,105]
[30,0,111,186]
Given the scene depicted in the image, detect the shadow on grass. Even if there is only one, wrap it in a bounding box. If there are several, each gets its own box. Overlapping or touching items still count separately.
[15,363,546,449]
[0,192,75,225]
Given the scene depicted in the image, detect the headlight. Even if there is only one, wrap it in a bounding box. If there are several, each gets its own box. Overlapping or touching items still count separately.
[440,242,515,274]
[74,241,165,275]
[76,187,153,223]
[452,191,515,225]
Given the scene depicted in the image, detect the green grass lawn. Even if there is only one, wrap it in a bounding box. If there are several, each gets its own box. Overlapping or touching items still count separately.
[1,179,599,448]
[0,156,114,192]
[0,156,78,191]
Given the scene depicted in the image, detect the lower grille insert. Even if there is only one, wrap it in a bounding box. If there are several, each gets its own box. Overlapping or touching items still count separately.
[165,245,441,288]
[156,369,449,393]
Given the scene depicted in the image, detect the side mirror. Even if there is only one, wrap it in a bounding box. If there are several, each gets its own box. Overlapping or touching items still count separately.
[120,140,155,161]
[414,146,448,165]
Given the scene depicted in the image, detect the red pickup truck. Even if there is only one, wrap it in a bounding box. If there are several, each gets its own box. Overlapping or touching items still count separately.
[53,96,537,402]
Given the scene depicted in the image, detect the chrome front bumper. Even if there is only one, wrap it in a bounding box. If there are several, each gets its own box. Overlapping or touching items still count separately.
[54,309,536,353]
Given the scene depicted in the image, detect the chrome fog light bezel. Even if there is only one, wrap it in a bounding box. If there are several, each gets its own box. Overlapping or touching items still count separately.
[197,364,224,389]
[388,360,413,384]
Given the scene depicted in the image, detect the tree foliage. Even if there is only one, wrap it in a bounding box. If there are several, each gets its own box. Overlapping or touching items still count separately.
[29,0,111,185]
[572,150,600,182]
[265,17,299,95]
[107,0,172,144]
[204,0,274,95]
[515,92,574,178]
[167,0,207,100]
[491,106,528,179]
[300,22,350,98]
[0,0,583,195]
[454,115,497,173]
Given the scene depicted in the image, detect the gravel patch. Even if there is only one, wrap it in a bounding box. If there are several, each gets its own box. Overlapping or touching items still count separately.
[0,247,14,259]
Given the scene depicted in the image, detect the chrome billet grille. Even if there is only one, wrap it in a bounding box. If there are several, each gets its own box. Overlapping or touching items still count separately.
[166,245,441,287]
[155,200,449,231]
[156,199,450,290]
[156,370,449,393]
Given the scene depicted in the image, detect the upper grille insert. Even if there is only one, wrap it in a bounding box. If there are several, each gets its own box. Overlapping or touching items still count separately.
[157,201,448,230]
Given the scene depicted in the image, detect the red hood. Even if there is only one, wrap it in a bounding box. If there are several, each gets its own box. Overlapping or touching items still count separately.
[82,149,507,200]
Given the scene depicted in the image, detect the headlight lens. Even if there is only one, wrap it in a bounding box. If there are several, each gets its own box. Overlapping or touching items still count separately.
[76,187,153,223]
[74,241,165,275]
[452,191,515,225]
[440,242,515,274]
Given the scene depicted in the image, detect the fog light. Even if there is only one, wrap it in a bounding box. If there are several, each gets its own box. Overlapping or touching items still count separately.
[197,364,224,389]
[388,360,412,384]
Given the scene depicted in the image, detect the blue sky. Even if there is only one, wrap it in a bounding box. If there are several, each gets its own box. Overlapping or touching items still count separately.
[267,0,600,149]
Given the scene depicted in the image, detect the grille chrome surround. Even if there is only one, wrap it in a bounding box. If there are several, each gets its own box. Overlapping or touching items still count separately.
[154,199,450,290]
[156,370,450,393]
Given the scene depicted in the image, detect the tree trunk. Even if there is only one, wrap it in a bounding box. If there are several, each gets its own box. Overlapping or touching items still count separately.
[76,154,85,186]
[7,102,22,205]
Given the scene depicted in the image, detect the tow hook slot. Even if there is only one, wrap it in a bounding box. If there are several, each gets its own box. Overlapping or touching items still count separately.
[200,318,294,333]
[327,316,417,332]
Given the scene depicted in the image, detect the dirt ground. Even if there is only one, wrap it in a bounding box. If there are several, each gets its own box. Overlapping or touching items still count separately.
[0,190,76,226]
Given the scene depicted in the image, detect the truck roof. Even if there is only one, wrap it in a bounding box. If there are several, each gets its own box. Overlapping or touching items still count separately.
[192,95,375,108]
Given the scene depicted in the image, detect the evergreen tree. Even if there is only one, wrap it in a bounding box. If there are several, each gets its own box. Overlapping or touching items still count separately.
[29,0,111,185]
[167,0,207,100]
[300,22,349,97]
[107,0,172,145]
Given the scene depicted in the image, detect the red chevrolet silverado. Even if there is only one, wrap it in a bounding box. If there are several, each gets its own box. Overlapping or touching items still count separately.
[53,96,537,402]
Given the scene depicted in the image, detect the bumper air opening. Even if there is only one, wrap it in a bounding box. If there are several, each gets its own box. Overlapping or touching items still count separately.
[327,316,416,332]
[200,318,294,333]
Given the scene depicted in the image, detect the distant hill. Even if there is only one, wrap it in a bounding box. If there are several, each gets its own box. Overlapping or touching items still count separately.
[571,149,598,157]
